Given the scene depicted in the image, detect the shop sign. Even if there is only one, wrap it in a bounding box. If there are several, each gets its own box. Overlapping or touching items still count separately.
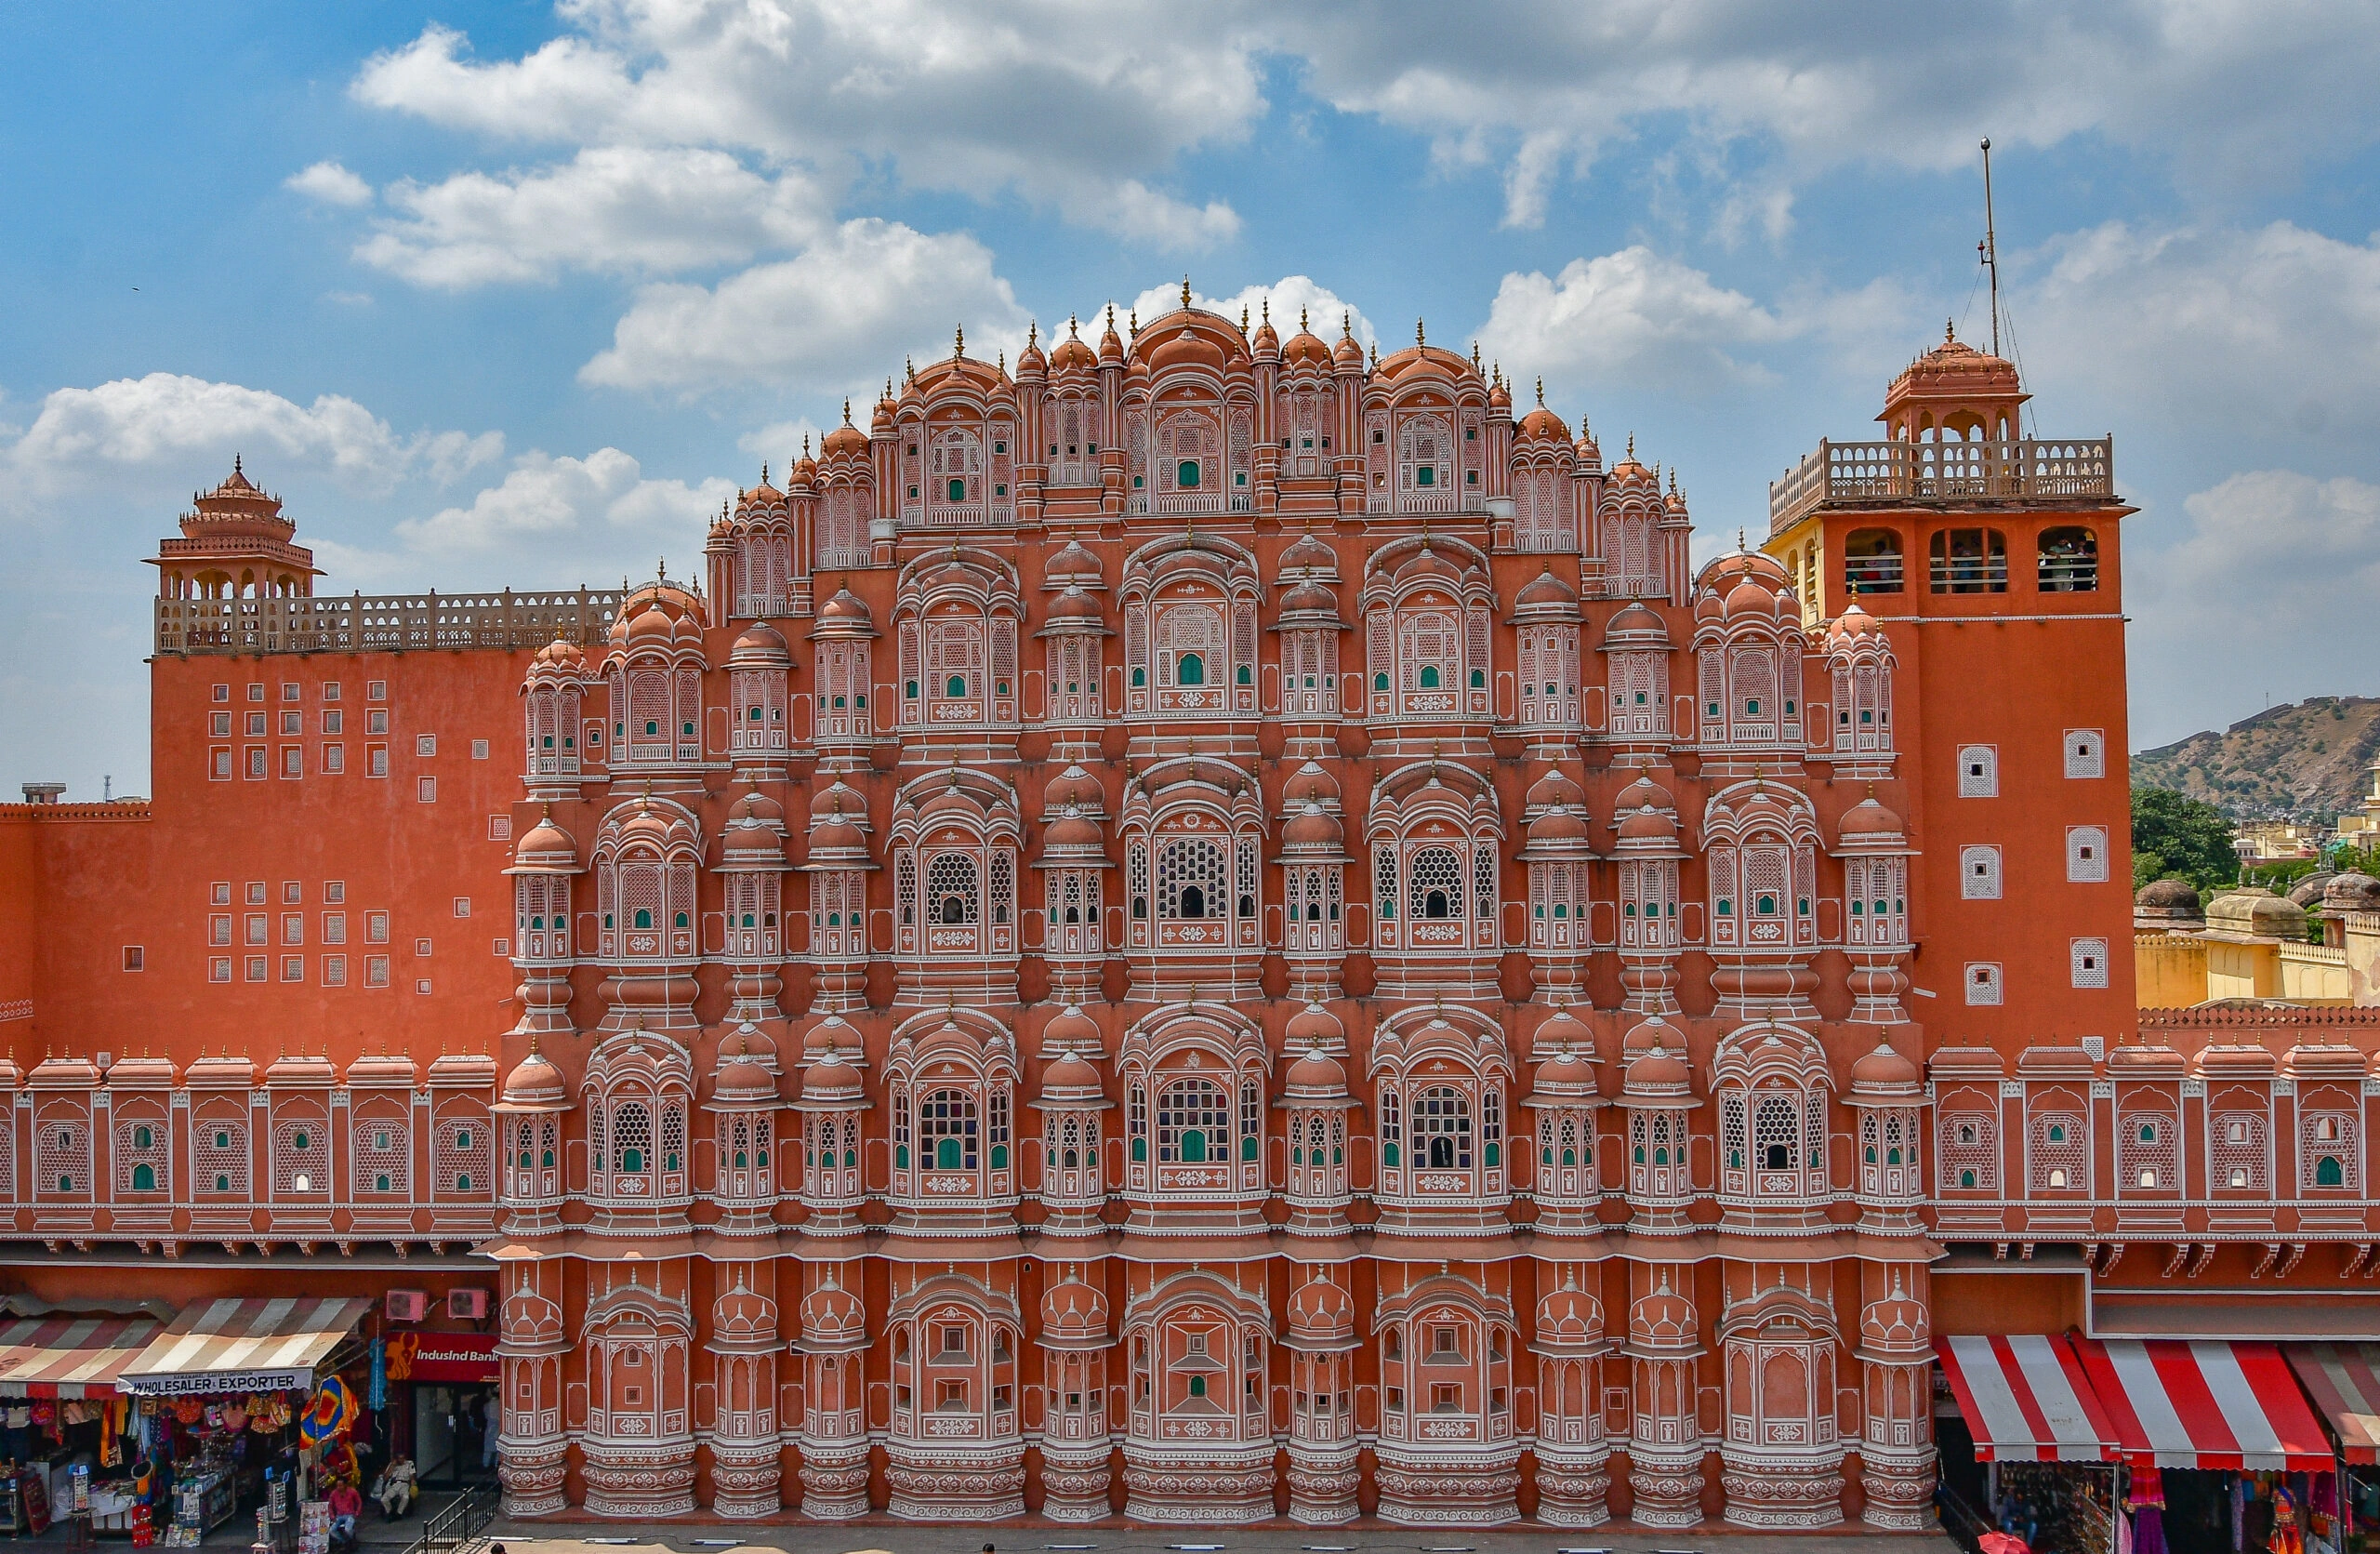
[382,1332,497,1384]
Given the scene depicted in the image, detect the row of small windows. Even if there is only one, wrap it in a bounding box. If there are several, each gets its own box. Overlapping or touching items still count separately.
[1841,525,2098,595]
[30,1121,483,1197]
[1954,733,2105,795]
[1960,940,2109,1003]
[1939,1111,2357,1192]
[211,680,387,705]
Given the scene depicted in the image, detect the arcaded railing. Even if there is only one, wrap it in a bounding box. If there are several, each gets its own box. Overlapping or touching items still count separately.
[1768,437,2114,532]
[154,589,625,656]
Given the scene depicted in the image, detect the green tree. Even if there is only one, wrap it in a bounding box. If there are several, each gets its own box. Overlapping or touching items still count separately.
[2131,785,2238,893]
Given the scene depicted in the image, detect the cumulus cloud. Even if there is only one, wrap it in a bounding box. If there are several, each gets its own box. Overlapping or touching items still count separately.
[350,5,1255,250]
[3,374,502,495]
[390,447,734,556]
[2127,471,2380,745]
[1475,247,1793,392]
[358,147,828,287]
[2016,219,2380,441]
[1119,274,1378,349]
[286,161,374,207]
[582,218,1028,394]
[737,419,826,463]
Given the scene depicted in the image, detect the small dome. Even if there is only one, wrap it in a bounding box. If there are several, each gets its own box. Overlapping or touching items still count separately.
[511,810,579,870]
[1040,1276,1109,1341]
[713,1056,777,1106]
[816,588,873,627]
[1629,1282,1698,1350]
[1527,765,1587,809]
[1045,538,1104,586]
[725,783,786,830]
[1043,584,1104,626]
[1282,313,1333,369]
[1529,804,1590,845]
[1042,1003,1103,1053]
[1285,1001,1345,1051]
[1828,599,1883,641]
[1850,1035,1920,1094]
[1724,575,1782,620]
[1534,1004,1593,1052]
[1284,1044,1349,1099]
[2325,871,2380,914]
[501,1047,567,1108]
[1838,794,1905,840]
[1042,808,1104,852]
[1517,405,1571,443]
[1282,760,1340,807]
[534,634,587,670]
[1277,579,1339,616]
[2136,877,2202,911]
[1613,775,1674,813]
[731,618,788,658]
[1039,1048,1104,1102]
[1536,1280,1604,1349]
[1532,1045,1597,1095]
[800,1280,866,1348]
[1514,568,1580,611]
[1615,804,1679,843]
[1147,326,1227,374]
[1623,1039,1691,1097]
[803,1013,862,1061]
[1287,1275,1356,1346]
[809,779,867,820]
[1862,1290,1928,1352]
[801,1053,865,1104]
[1280,530,1337,574]
[1043,764,1105,812]
[1603,601,1670,647]
[626,601,679,645]
[1282,801,1343,850]
[1394,544,1462,586]
[821,417,868,460]
[1331,325,1365,371]
[2207,885,2308,940]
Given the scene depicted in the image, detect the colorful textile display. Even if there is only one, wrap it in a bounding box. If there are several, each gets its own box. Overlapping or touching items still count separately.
[299,1378,357,1447]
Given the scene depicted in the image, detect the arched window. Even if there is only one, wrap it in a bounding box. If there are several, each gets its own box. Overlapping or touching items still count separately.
[928,854,979,925]
[921,1090,979,1170]
[1157,838,1226,920]
[2037,526,2098,591]
[1415,1087,1473,1168]
[1844,528,1903,595]
[1408,845,1461,921]
[1176,652,1204,685]
[1157,1078,1228,1163]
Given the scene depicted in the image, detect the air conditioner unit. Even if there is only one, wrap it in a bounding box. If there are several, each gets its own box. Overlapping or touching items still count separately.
[385,1290,428,1324]
[446,1289,490,1322]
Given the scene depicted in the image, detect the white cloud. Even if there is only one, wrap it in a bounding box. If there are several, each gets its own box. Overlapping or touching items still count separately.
[390,447,733,558]
[2127,471,2380,746]
[737,419,826,463]
[1475,247,1793,392]
[1119,274,1378,349]
[357,147,828,288]
[582,218,1027,393]
[286,161,373,207]
[2017,219,2380,440]
[3,374,502,495]
[350,5,1257,250]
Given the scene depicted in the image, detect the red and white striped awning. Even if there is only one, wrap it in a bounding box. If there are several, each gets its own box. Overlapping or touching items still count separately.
[2075,1338,2332,1470]
[0,1314,165,1398]
[2288,1344,2380,1464]
[1936,1335,2119,1462]
[117,1298,372,1397]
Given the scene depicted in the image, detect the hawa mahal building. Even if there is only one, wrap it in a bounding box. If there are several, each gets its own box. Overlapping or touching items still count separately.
[10,289,2326,1532]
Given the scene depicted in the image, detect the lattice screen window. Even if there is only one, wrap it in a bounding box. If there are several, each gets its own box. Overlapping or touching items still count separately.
[926,853,979,924]
[2029,1112,2086,1192]
[273,1117,330,1194]
[436,1118,491,1196]
[2303,1113,2359,1190]
[1473,844,1495,921]
[354,1118,410,1195]
[2066,827,2109,883]
[0,1121,12,1200]
[660,1104,686,1176]
[195,1118,247,1195]
[2064,729,2106,778]
[113,1119,168,1195]
[2118,1111,2179,1190]
[1964,963,2004,1006]
[1957,744,1999,797]
[1938,1111,1998,1191]
[37,1121,90,1196]
[1960,845,2003,900]
[2210,1111,2267,1191]
[1157,837,1227,921]
[2070,937,2110,989]
[1408,845,1463,921]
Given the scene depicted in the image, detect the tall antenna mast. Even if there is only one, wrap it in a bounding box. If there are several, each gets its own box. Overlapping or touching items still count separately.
[1978,137,2001,357]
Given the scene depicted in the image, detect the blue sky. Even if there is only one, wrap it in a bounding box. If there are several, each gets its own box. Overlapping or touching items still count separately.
[8,1,2380,799]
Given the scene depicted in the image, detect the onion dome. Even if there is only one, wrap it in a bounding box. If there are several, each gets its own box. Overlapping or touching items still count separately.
[342,1050,416,1088]
[1724,571,1783,621]
[1283,1044,1350,1101]
[800,1050,865,1105]
[1281,760,1340,808]
[1536,1274,1605,1350]
[822,402,869,459]
[1628,1277,1699,1352]
[1276,578,1340,618]
[1607,434,1651,485]
[1488,372,1512,412]
[1613,774,1673,815]
[805,811,868,862]
[1836,791,1906,847]
[1527,766,1586,811]
[1529,1044,1599,1099]
[1286,1274,1357,1348]
[1038,583,1106,632]
[533,632,587,671]
[1280,800,1344,853]
[1622,1039,1692,1100]
[802,1013,863,1063]
[1601,601,1670,648]
[787,444,817,492]
[1042,764,1105,813]
[809,778,867,821]
[1015,320,1047,378]
[1575,418,1603,467]
[1527,804,1591,849]
[1038,1048,1104,1105]
[1849,1035,1921,1098]
[1096,306,1125,367]
[1331,314,1365,371]
[1041,1003,1103,1054]
[1250,299,1279,356]
[1040,1274,1110,1343]
[729,618,789,664]
[429,1049,498,1089]
[724,781,786,832]
[184,1051,257,1088]
[1517,403,1571,445]
[1827,599,1883,643]
[873,378,898,433]
[1612,781,1681,847]
[2325,871,2380,915]
[812,589,873,633]
[1512,566,1581,621]
[713,1052,779,1106]
[498,1043,567,1109]
[1041,804,1104,856]
[1279,528,1338,575]
[1050,315,1096,374]
[508,808,579,873]
[1533,1004,1594,1054]
[741,465,784,507]
[1282,308,1332,370]
[799,1275,866,1350]
[626,599,679,646]
[1044,535,1104,588]
[1285,1001,1345,1053]
[265,1048,337,1087]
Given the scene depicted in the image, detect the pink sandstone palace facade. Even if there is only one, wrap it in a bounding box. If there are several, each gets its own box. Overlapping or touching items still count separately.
[16,288,2333,1532]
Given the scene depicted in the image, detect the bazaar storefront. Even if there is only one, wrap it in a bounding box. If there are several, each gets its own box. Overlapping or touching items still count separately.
[376,1331,499,1489]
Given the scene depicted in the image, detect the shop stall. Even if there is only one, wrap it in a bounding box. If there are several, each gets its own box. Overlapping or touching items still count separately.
[0,1310,166,1539]
[2284,1344,2380,1554]
[1937,1334,2125,1554]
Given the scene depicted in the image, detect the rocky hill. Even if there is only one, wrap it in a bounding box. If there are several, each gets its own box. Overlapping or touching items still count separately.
[2132,696,2380,820]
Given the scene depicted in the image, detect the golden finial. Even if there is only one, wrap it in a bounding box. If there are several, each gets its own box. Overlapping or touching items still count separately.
[840,397,852,425]
[760,462,768,485]
[1026,319,1038,348]
[953,324,965,357]
[801,433,811,458]
[1068,312,1079,337]
[1182,275,1193,310]
[1262,297,1271,324]
[1415,317,1424,347]
[1104,302,1115,331]
[1471,340,1480,371]
[1340,310,1351,339]
[1300,305,1309,331]
[1129,309,1139,335]
[1535,377,1544,406]
[1240,304,1249,331]
[1946,317,1957,342]
[1369,341,1380,367]
[997,349,1005,372]
[1626,432,1635,459]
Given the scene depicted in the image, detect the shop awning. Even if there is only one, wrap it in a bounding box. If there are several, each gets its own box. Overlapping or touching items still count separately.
[1936,1335,2119,1462]
[0,1314,165,1398]
[2073,1338,2333,1470]
[117,1298,372,1397]
[2285,1344,2380,1464]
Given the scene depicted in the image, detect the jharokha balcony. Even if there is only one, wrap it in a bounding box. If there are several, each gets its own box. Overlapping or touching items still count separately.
[1768,436,2115,535]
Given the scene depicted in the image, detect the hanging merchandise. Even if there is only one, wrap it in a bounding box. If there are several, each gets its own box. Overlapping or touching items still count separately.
[2273,1483,2307,1554]
[2130,1463,2168,1554]
[369,1340,387,1414]
[300,1377,358,1448]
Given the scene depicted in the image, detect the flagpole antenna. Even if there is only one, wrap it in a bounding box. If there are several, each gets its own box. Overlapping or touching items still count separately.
[1979,138,2001,358]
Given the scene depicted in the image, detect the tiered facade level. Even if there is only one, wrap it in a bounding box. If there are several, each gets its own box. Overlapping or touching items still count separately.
[7,295,2234,1530]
